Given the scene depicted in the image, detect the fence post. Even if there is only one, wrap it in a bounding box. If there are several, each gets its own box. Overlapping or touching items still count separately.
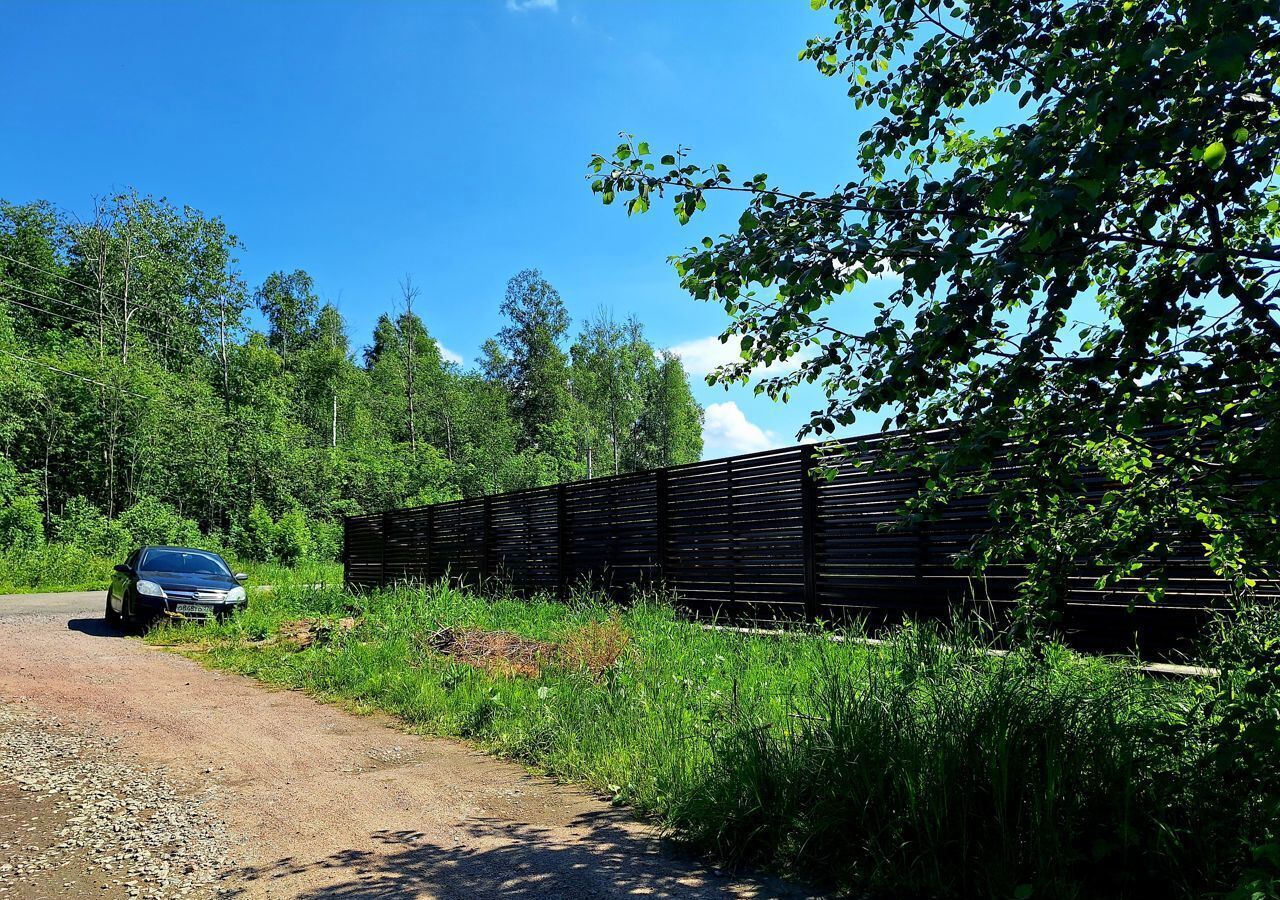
[426,503,435,583]
[341,515,350,590]
[800,445,820,622]
[556,483,568,600]
[380,510,391,589]
[726,458,736,606]
[655,469,669,586]
[480,495,493,589]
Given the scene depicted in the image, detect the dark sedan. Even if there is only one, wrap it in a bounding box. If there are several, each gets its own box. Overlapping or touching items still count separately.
[106,546,248,629]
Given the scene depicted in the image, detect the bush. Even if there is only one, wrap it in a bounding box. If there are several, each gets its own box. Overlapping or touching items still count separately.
[273,508,312,566]
[234,501,276,562]
[0,494,44,550]
[308,517,342,562]
[116,496,200,547]
[53,496,132,559]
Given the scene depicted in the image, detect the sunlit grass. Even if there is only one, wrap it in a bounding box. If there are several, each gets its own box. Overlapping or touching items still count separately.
[148,582,1258,899]
[0,544,340,594]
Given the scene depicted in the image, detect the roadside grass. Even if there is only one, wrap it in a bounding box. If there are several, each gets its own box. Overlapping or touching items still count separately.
[0,542,115,592]
[0,544,340,594]
[146,582,1275,899]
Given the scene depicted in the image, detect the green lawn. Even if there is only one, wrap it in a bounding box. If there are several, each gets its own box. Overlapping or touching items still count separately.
[142,580,1279,899]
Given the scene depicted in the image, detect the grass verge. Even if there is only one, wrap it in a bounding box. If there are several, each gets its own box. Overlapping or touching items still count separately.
[146,581,1279,900]
[0,544,340,594]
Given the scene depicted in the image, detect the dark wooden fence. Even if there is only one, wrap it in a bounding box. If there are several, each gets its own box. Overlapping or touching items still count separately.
[344,433,1265,653]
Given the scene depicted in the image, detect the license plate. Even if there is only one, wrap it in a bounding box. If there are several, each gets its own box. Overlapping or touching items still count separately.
[175,603,210,616]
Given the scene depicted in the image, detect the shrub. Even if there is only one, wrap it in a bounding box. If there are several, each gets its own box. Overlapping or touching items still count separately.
[308,517,342,562]
[116,496,200,547]
[0,494,44,550]
[54,496,132,558]
[235,501,276,561]
[273,508,312,566]
[558,611,632,680]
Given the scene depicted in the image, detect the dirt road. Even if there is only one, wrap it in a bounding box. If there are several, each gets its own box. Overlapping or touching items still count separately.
[0,595,814,899]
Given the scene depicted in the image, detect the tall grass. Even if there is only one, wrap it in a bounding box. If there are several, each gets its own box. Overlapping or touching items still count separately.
[148,582,1275,899]
[0,542,116,592]
[0,543,340,594]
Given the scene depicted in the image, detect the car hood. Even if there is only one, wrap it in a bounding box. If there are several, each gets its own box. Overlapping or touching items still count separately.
[142,572,239,593]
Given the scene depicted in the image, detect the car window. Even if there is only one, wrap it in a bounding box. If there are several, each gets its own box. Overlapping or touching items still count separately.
[139,549,231,576]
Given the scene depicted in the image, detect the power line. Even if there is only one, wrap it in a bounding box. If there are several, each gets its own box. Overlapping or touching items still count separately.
[0,278,177,343]
[0,251,222,326]
[0,348,147,398]
[3,296,112,332]
[0,249,152,309]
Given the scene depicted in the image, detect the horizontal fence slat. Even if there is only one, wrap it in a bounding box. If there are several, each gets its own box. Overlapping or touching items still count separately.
[345,428,1275,655]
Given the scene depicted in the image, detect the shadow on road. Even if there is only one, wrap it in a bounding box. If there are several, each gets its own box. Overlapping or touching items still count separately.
[222,812,817,900]
[67,617,124,638]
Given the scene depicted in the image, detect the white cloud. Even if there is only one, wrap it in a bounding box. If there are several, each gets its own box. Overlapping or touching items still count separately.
[668,334,810,379]
[436,342,464,365]
[506,0,557,11]
[702,401,779,457]
[668,335,743,377]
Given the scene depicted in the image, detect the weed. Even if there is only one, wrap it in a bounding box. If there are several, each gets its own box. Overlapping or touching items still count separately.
[147,582,1277,899]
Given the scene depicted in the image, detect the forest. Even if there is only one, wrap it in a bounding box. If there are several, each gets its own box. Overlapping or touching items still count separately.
[0,191,703,569]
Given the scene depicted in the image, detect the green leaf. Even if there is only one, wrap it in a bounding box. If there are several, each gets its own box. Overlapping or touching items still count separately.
[1202,141,1227,168]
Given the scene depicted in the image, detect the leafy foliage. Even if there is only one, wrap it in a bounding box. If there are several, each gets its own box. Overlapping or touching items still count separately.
[0,193,704,568]
[588,0,1280,625]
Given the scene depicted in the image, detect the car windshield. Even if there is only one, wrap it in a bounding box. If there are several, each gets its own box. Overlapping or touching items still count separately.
[140,549,231,576]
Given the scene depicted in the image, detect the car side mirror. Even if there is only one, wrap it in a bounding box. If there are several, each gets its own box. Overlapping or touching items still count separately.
[114,564,131,575]
[234,572,248,584]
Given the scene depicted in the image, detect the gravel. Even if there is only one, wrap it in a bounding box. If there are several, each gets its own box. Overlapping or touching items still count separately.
[0,700,235,898]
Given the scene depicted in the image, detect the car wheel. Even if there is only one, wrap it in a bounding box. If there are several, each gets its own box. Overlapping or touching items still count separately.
[120,594,138,634]
[104,592,120,626]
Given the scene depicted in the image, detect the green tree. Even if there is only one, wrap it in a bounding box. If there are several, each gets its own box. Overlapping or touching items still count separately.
[296,303,357,449]
[255,270,319,355]
[570,311,664,476]
[589,0,1280,629]
[494,269,576,475]
[635,351,703,469]
[0,187,709,566]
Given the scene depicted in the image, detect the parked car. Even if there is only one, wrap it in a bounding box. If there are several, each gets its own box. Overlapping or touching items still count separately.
[106,546,248,629]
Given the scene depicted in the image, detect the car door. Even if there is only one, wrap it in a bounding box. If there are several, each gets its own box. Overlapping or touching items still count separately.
[110,549,140,613]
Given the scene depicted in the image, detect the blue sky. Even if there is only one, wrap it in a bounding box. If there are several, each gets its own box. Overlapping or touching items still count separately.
[2,0,900,458]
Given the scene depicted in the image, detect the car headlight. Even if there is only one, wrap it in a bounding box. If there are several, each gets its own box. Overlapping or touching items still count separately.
[136,580,167,598]
[226,586,246,605]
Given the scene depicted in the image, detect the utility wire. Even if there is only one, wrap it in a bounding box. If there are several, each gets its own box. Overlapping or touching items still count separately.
[0,251,221,326]
[0,348,147,398]
[0,278,177,343]
[3,295,118,333]
[0,347,264,430]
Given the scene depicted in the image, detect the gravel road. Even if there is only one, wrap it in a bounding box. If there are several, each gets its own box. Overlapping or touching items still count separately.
[0,595,817,899]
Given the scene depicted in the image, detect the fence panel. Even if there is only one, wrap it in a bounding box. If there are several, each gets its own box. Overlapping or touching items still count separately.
[490,486,560,594]
[562,471,661,596]
[343,431,1273,652]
